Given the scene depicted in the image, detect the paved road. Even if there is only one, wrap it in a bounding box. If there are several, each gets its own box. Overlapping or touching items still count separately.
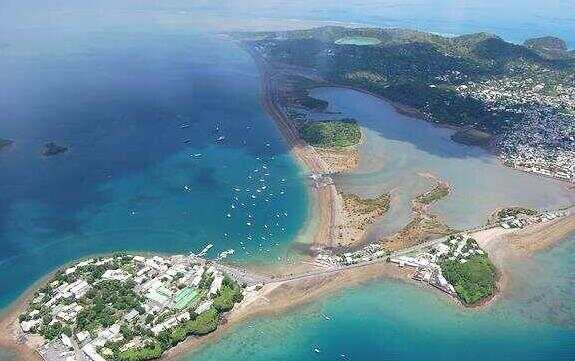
[214,262,272,285]
[265,227,499,284]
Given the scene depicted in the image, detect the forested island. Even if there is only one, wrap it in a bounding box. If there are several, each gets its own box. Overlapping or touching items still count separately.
[299,119,361,148]
[235,26,575,182]
[42,142,68,157]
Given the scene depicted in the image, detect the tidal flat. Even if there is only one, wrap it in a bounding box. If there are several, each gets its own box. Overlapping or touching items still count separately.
[311,87,574,238]
[184,234,575,361]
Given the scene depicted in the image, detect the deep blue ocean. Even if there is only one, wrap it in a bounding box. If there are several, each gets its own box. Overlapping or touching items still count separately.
[1,1,574,360]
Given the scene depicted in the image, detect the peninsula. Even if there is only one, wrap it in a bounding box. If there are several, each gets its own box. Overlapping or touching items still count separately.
[233,26,575,183]
[2,206,571,361]
[11,252,257,361]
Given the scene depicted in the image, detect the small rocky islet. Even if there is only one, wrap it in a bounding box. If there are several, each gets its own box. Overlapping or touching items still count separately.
[0,138,14,151]
[41,142,69,157]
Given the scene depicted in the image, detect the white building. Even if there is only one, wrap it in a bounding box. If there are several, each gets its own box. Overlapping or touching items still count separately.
[209,274,225,296]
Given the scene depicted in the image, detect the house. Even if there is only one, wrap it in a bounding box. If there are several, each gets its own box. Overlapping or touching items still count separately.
[209,274,225,296]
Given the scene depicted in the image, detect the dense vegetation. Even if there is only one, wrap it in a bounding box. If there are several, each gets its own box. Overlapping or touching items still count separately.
[213,276,244,312]
[75,280,143,332]
[440,254,496,305]
[524,36,570,58]
[450,129,492,147]
[118,343,163,361]
[299,119,361,148]
[185,307,219,335]
[496,207,538,218]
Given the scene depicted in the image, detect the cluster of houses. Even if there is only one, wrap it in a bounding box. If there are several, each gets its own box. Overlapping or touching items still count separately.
[390,253,455,296]
[498,107,575,182]
[499,209,568,229]
[312,232,491,298]
[20,251,253,361]
[390,234,488,296]
[454,71,575,183]
[314,243,388,269]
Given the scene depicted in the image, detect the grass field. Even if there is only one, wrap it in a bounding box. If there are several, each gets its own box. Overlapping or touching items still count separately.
[174,287,199,310]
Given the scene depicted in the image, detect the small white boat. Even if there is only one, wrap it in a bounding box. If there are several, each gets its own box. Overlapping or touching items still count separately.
[197,244,213,257]
[216,136,226,141]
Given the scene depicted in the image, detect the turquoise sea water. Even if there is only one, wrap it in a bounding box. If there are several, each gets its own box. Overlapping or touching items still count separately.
[1,1,575,360]
[0,17,310,307]
[188,235,575,361]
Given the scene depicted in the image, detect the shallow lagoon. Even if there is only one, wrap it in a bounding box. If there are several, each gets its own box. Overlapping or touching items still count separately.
[311,88,574,237]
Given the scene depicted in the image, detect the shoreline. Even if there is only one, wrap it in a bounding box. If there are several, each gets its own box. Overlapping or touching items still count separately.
[246,44,338,249]
[1,210,573,361]
[163,262,415,360]
[312,84,575,188]
[2,41,575,361]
